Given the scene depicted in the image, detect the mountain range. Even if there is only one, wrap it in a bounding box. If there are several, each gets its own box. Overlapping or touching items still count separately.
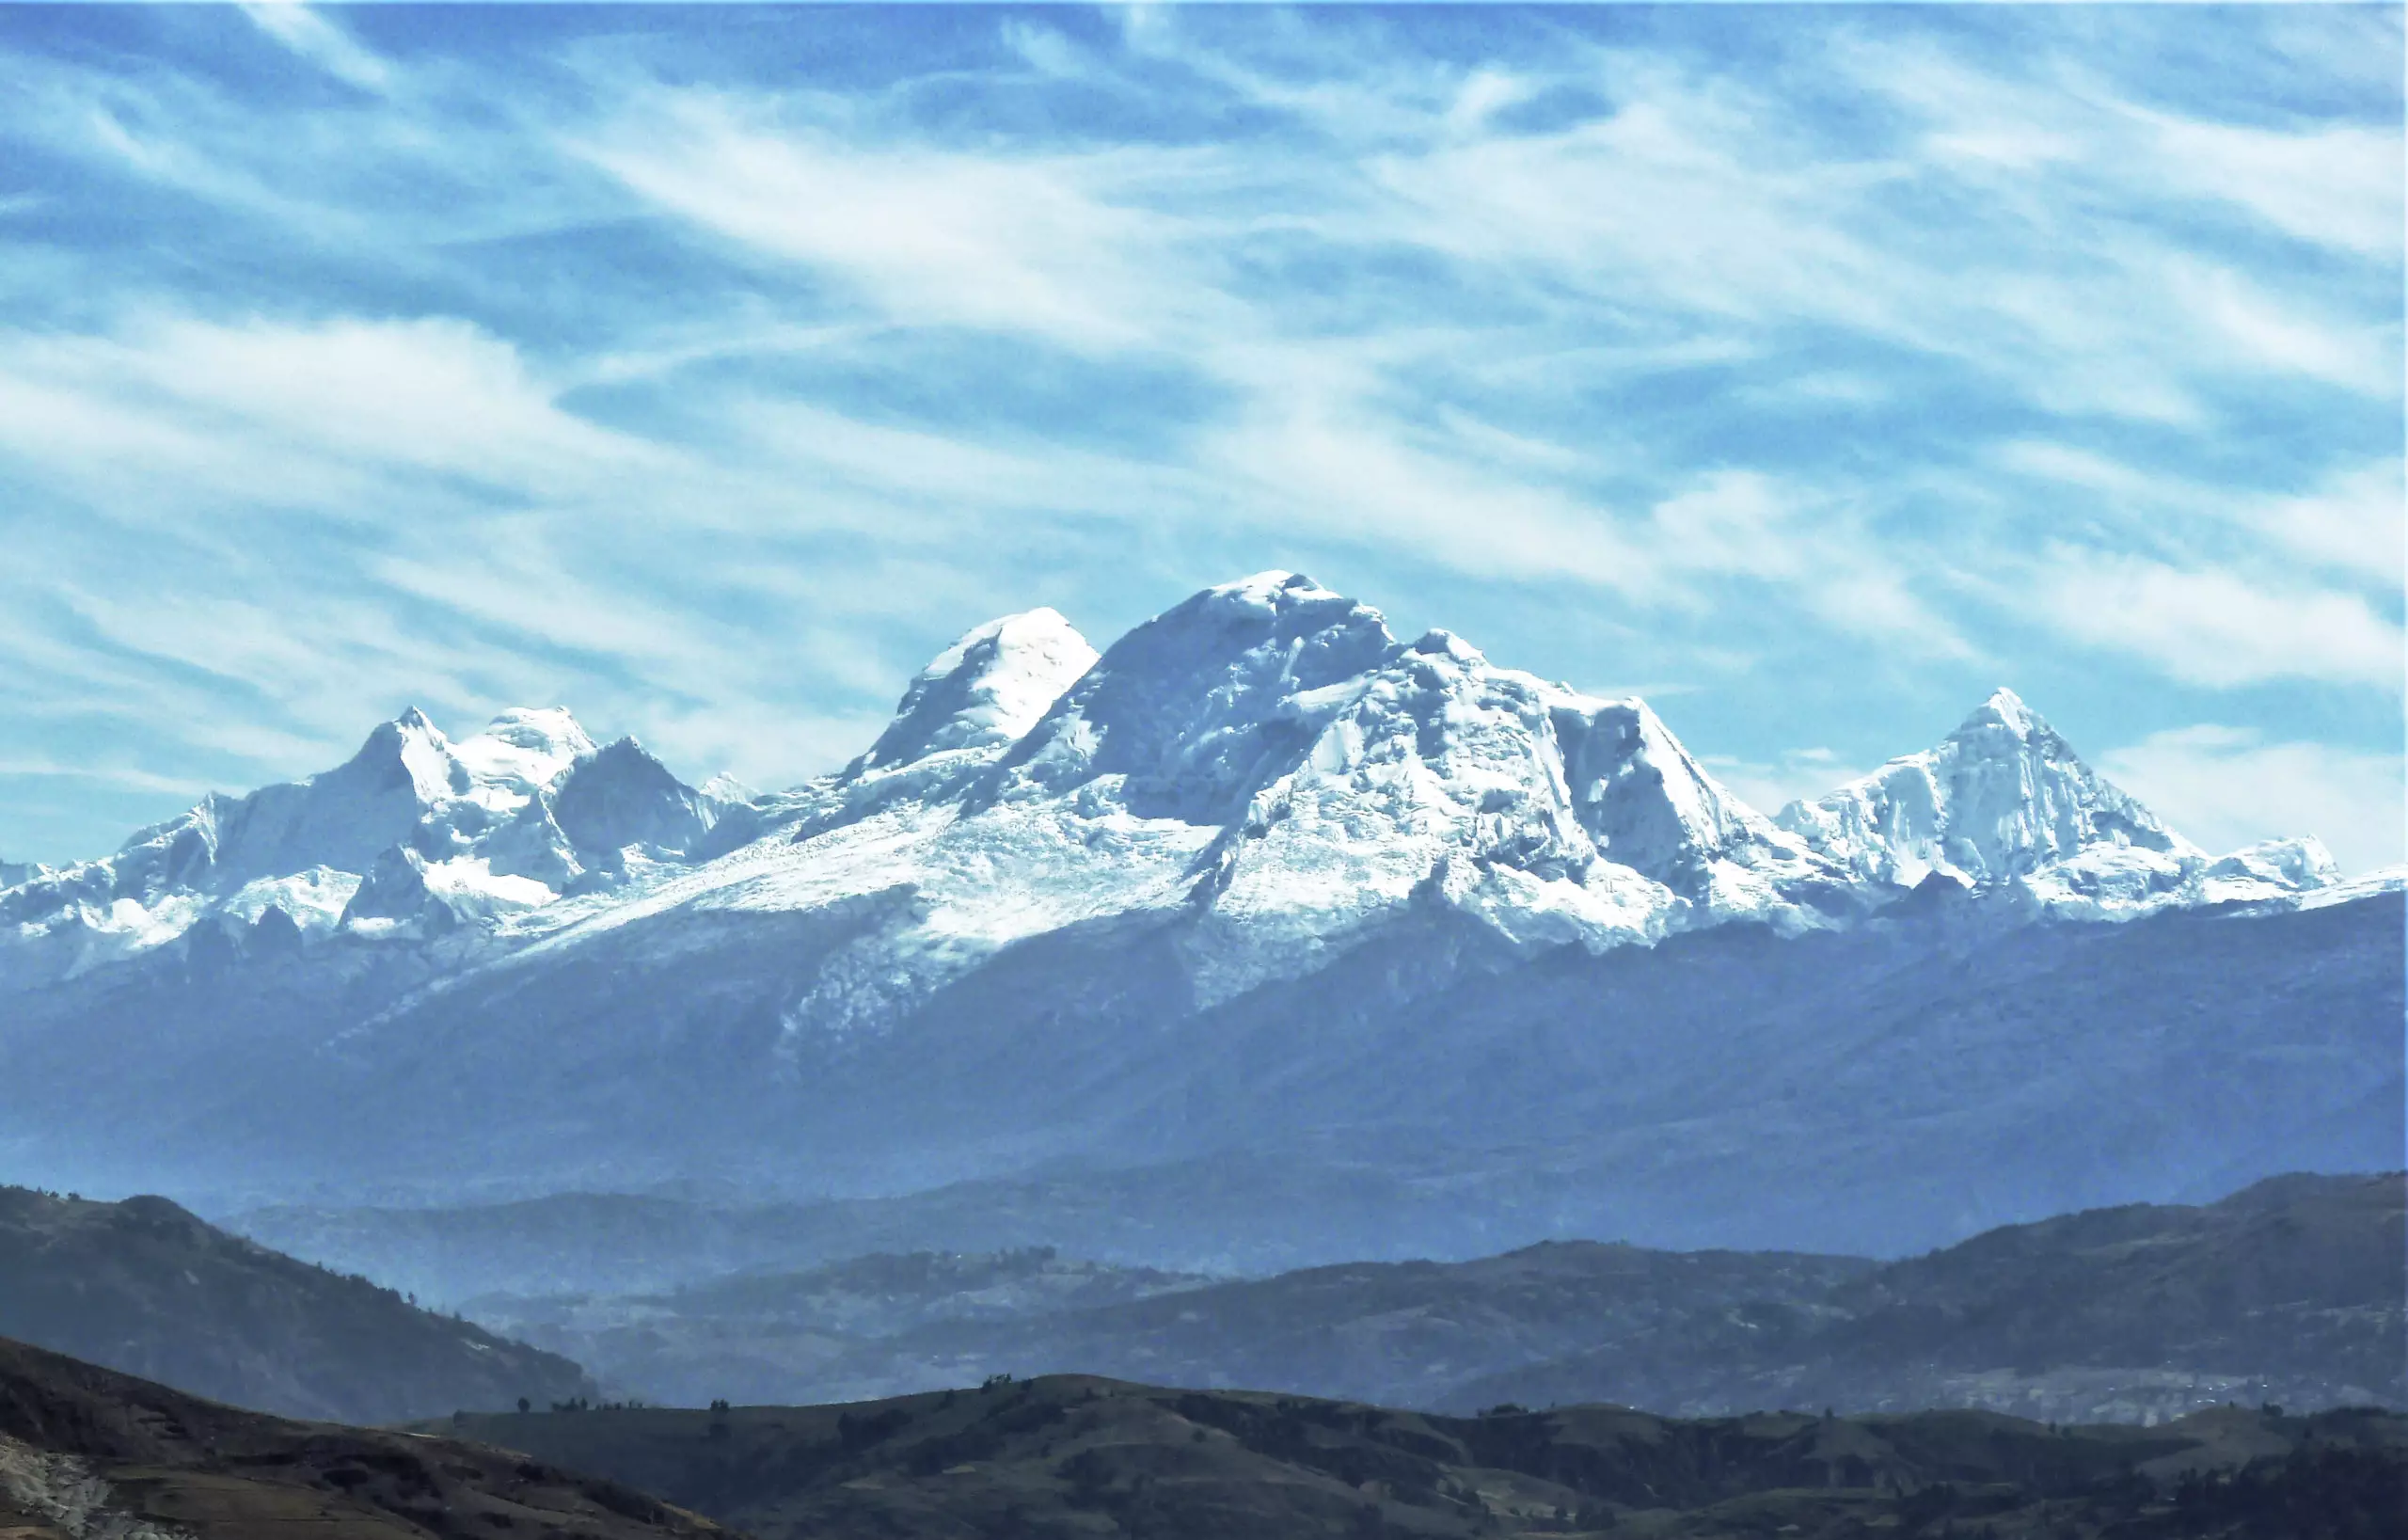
[3,1169,2390,1447]
[0,574,2365,978]
[0,573,2397,1259]
[366,1173,2403,1428]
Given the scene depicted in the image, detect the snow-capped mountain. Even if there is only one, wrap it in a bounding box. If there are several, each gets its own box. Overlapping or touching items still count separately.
[0,573,2355,994]
[1774,688,2344,916]
[0,572,2396,1254]
[666,572,1855,1016]
[0,705,735,979]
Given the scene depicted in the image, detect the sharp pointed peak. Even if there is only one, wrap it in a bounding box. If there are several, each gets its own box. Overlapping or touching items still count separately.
[356,708,452,763]
[331,707,462,802]
[581,736,689,779]
[699,770,755,804]
[924,606,1094,673]
[1956,686,2044,737]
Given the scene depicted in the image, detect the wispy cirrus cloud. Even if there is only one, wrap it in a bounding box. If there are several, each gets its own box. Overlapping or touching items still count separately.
[0,4,2396,872]
[0,315,653,511]
[2031,550,2400,692]
[241,1,394,95]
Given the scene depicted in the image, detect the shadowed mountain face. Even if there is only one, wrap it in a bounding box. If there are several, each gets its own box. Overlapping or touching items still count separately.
[442,1173,2400,1428]
[0,1186,590,1424]
[220,889,2404,1288]
[0,1336,725,1540]
[434,1374,2408,1540]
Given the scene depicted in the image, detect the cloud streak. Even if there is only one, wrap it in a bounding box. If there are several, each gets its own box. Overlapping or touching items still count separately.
[2101,726,2405,878]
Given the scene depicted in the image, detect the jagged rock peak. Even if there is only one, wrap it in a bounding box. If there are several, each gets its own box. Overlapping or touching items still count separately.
[1966,685,2036,733]
[359,706,462,803]
[858,608,1099,774]
[552,735,716,858]
[1776,689,2193,889]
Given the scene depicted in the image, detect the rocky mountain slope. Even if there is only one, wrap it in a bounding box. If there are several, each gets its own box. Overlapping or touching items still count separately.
[215,871,2402,1267]
[0,574,2394,1256]
[0,1185,590,1423]
[436,1374,2408,1540]
[0,1335,724,1540]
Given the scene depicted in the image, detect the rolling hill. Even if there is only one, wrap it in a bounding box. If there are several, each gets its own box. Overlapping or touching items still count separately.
[404,1174,2402,1427]
[0,1185,590,1424]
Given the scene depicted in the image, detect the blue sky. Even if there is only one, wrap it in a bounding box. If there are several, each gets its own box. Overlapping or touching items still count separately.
[0,4,2400,873]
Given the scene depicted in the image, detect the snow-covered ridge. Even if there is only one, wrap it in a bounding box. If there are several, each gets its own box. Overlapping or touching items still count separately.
[0,574,2372,993]
[1773,689,2345,920]
[0,706,737,977]
[481,572,2357,1042]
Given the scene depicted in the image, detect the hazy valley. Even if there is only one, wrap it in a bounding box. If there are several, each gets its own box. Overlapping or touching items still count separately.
[292,1173,2402,1429]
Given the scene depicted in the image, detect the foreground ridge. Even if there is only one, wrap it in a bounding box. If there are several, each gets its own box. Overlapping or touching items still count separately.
[435,1371,2408,1540]
[0,1335,723,1539]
